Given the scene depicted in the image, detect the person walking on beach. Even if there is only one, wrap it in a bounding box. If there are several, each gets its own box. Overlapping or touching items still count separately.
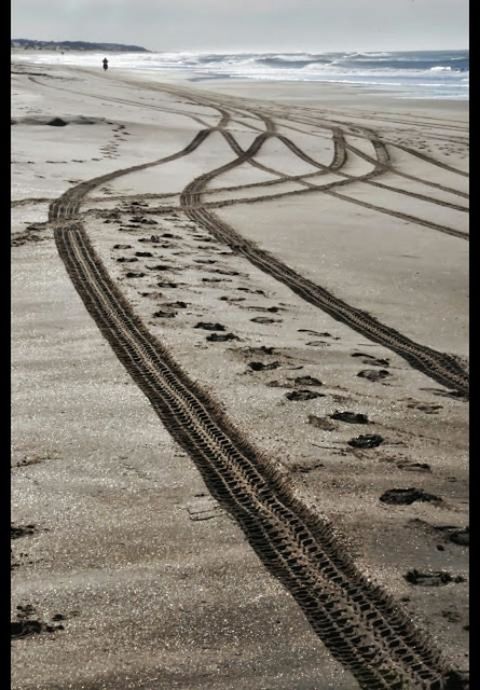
[102,57,108,71]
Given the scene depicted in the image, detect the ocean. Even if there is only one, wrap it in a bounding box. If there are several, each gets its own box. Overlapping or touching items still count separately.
[13,49,469,100]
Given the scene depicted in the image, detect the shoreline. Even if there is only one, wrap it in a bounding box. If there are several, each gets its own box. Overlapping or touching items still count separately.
[12,48,469,103]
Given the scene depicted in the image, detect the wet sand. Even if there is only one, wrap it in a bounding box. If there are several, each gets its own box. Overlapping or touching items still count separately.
[11,60,469,689]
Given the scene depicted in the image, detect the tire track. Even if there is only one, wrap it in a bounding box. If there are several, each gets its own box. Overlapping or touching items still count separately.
[49,128,213,222]
[49,66,467,177]
[83,121,467,227]
[52,216,462,690]
[227,131,443,230]
[344,142,468,199]
[142,179,469,242]
[256,140,468,228]
[38,72,468,388]
[269,104,469,140]
[260,108,469,195]
[44,76,468,686]
[382,141,469,177]
[180,131,468,396]
[87,157,468,215]
[72,88,465,240]
[271,102,468,129]
[226,130,468,221]
[33,70,467,215]
[325,190,468,241]
[351,178,467,213]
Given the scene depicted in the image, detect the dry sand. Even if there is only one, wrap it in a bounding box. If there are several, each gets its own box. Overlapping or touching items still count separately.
[11,60,469,689]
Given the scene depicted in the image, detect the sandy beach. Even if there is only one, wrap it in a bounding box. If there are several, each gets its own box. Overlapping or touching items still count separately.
[11,58,469,689]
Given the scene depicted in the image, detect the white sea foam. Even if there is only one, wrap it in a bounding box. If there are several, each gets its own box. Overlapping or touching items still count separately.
[12,49,469,99]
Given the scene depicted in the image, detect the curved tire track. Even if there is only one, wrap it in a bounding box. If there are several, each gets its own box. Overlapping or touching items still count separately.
[180,132,468,396]
[42,77,468,686]
[53,205,462,690]
[23,71,467,426]
[217,132,468,237]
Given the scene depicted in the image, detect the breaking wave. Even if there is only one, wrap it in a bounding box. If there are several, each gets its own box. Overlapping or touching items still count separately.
[14,49,469,99]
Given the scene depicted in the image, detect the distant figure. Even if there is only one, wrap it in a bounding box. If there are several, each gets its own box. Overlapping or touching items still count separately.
[102,57,108,71]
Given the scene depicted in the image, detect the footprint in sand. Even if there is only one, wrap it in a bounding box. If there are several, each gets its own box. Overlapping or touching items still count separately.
[157,281,179,289]
[206,333,239,343]
[245,346,275,356]
[409,520,469,546]
[352,352,390,367]
[405,399,443,414]
[138,235,175,249]
[163,301,188,309]
[247,361,281,372]
[194,322,225,331]
[298,329,340,340]
[444,527,469,547]
[348,434,384,449]
[237,287,266,296]
[210,269,244,277]
[404,570,465,586]
[152,310,176,319]
[330,411,369,424]
[357,369,391,382]
[291,460,325,474]
[285,390,325,402]
[441,610,462,623]
[379,487,441,505]
[291,375,322,387]
[219,296,246,303]
[12,604,68,639]
[419,388,465,400]
[250,317,282,325]
[396,461,431,473]
[147,264,173,272]
[249,306,282,313]
[139,291,162,298]
[11,524,37,539]
[308,415,337,431]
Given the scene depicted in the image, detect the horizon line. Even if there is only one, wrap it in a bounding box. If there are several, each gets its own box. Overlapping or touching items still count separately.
[12,39,469,54]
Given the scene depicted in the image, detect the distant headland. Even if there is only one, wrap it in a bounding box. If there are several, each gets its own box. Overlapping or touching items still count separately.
[11,39,150,52]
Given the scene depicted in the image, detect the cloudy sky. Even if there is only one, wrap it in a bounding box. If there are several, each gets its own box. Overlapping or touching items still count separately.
[12,0,468,52]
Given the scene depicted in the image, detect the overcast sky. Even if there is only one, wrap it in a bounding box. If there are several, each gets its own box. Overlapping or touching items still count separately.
[12,0,468,52]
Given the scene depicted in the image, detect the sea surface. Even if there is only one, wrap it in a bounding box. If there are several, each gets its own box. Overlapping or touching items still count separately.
[14,49,469,99]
